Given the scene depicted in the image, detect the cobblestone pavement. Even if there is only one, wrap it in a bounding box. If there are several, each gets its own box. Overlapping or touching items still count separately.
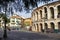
[0,30,60,40]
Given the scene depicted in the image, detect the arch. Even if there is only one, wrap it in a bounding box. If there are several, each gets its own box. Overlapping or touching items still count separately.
[36,12,38,21]
[34,24,36,30]
[36,24,39,32]
[44,7,47,19]
[58,22,60,30]
[40,10,42,19]
[40,23,43,32]
[44,7,47,13]
[50,7,54,19]
[45,23,48,30]
[57,5,60,18]
[33,13,35,19]
[50,22,55,30]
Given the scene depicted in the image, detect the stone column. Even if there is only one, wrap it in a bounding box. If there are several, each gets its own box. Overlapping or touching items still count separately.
[38,23,41,32]
[47,7,51,19]
[37,12,38,21]
[55,22,58,30]
[42,8,45,18]
[42,8,45,30]
[35,24,37,32]
[32,14,34,22]
[42,22,45,30]
[38,11,40,21]
[48,22,51,29]
[32,13,35,22]
[35,13,37,21]
[54,6,58,19]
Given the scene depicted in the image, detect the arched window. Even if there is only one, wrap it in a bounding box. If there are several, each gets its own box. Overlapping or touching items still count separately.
[40,23,43,32]
[44,7,47,19]
[44,7,47,13]
[45,23,48,30]
[36,12,38,21]
[33,13,35,21]
[40,10,42,19]
[37,24,39,32]
[57,5,60,18]
[58,22,60,30]
[50,7,54,19]
[50,22,55,30]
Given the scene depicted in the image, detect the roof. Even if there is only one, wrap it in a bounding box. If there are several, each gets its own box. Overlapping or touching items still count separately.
[10,14,23,19]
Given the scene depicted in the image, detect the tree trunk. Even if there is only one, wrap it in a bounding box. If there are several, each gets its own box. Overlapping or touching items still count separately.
[3,2,7,38]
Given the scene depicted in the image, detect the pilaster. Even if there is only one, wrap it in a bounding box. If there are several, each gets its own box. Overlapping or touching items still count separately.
[54,6,58,19]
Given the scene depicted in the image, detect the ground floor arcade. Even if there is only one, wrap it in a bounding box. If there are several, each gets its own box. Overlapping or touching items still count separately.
[32,19,60,33]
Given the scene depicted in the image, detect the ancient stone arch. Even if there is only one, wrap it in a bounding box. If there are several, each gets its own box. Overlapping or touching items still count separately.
[50,7,54,19]
[57,5,60,18]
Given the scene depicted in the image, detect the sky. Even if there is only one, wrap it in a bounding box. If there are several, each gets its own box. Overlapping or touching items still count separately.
[6,0,58,18]
[15,0,58,19]
[0,0,58,19]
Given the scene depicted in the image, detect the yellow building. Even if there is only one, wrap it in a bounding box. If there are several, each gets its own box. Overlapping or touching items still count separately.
[31,1,60,32]
[23,18,32,30]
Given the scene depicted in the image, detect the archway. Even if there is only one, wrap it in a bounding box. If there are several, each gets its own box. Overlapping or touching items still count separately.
[45,23,48,30]
[50,7,54,19]
[34,24,36,30]
[58,22,60,30]
[40,23,43,32]
[50,22,55,31]
[36,24,39,32]
[36,12,38,21]
[57,5,60,18]
[40,10,42,19]
[44,7,47,19]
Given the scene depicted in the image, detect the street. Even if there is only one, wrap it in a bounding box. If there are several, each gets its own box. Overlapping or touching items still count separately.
[0,30,60,40]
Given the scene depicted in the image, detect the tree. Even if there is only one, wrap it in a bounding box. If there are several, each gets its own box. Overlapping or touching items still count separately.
[0,0,15,38]
[0,13,10,23]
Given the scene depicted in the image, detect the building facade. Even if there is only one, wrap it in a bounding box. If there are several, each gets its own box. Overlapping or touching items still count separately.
[31,1,60,32]
[0,17,4,30]
[10,14,24,30]
[23,18,32,30]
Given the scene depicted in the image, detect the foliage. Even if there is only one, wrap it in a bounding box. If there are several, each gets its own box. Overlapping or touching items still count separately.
[0,0,15,23]
[0,13,10,23]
